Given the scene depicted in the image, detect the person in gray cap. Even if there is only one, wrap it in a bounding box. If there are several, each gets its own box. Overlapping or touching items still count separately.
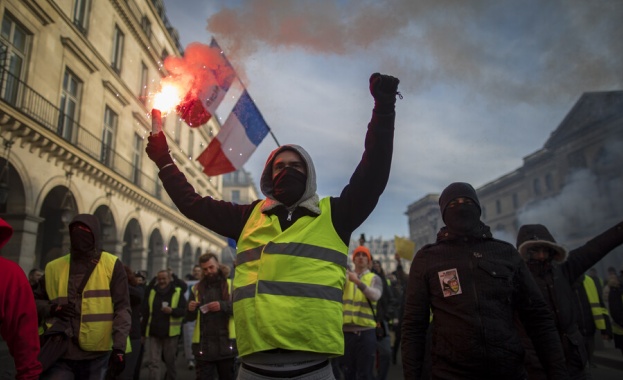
[401,182,568,380]
[516,220,623,379]
[146,73,400,380]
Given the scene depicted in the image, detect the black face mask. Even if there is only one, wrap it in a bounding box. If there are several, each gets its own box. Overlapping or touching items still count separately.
[70,228,95,254]
[272,167,307,206]
[443,203,481,235]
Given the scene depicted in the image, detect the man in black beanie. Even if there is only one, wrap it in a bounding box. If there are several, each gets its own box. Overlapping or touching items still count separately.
[401,182,568,379]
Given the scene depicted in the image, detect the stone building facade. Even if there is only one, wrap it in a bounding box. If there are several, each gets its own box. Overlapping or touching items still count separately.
[406,91,623,276]
[0,0,228,278]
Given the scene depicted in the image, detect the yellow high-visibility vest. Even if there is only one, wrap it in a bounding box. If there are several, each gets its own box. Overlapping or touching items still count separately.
[583,275,608,330]
[233,197,348,357]
[146,286,183,336]
[343,272,377,328]
[45,252,118,352]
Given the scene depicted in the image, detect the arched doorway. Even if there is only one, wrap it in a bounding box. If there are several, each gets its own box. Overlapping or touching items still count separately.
[35,185,77,268]
[147,229,164,280]
[168,236,180,278]
[182,242,193,278]
[122,219,143,271]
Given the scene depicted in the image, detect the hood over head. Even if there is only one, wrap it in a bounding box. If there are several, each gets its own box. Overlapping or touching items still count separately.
[259,144,320,214]
[516,224,567,263]
[0,217,13,250]
[68,214,102,259]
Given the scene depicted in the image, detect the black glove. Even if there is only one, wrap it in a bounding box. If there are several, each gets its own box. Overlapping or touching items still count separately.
[369,73,400,114]
[146,132,174,169]
[108,348,125,376]
[49,303,77,320]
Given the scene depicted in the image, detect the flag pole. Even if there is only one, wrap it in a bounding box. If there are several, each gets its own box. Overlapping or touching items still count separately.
[268,129,280,147]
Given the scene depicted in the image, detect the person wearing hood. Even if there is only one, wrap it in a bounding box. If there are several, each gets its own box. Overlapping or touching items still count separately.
[34,214,131,379]
[146,72,399,379]
[515,220,623,379]
[401,182,568,380]
[0,217,42,380]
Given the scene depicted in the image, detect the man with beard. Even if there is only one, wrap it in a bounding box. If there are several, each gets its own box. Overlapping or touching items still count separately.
[401,182,568,379]
[35,214,131,379]
[146,72,399,379]
[515,221,623,379]
[186,253,236,379]
[141,270,187,380]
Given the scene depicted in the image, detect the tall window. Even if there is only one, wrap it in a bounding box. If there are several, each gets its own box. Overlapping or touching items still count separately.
[57,69,82,143]
[533,178,541,196]
[131,134,143,185]
[139,62,148,104]
[187,130,194,159]
[545,173,554,192]
[0,14,29,105]
[231,190,240,204]
[174,117,182,144]
[111,25,124,73]
[141,16,152,40]
[73,0,91,34]
[101,106,117,167]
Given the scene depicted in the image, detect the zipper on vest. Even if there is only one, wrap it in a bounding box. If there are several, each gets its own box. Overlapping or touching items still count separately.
[287,210,293,221]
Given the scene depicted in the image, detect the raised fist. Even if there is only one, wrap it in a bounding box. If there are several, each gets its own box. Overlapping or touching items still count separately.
[369,73,400,113]
[146,132,173,169]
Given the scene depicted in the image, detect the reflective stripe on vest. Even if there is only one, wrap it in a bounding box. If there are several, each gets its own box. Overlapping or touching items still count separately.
[233,197,348,357]
[44,252,118,351]
[146,286,183,336]
[582,275,608,330]
[343,272,377,327]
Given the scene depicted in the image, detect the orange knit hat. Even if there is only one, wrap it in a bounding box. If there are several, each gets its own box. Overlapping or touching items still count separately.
[352,246,371,261]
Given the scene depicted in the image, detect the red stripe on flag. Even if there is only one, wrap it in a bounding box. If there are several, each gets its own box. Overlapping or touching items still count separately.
[196,138,236,176]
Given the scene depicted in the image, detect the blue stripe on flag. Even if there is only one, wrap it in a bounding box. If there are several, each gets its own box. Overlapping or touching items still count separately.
[232,90,270,146]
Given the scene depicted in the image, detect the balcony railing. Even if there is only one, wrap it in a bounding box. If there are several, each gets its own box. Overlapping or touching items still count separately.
[0,63,167,203]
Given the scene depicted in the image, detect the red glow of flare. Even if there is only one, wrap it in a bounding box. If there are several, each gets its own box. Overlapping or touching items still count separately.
[176,93,211,128]
[153,84,183,113]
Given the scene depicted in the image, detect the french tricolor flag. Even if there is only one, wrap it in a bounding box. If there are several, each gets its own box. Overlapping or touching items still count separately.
[197,90,270,176]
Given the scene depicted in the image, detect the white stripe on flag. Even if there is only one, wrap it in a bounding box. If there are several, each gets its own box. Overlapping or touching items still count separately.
[218,115,257,169]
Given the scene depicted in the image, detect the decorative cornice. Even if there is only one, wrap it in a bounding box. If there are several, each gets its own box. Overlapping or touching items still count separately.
[61,37,98,73]
[22,0,54,26]
[103,80,130,107]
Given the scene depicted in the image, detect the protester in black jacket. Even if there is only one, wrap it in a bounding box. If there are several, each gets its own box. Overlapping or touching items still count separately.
[401,182,568,380]
[516,221,623,379]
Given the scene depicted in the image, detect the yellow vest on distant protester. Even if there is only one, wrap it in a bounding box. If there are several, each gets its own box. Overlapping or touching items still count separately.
[233,197,348,357]
[343,272,377,328]
[45,252,118,352]
[146,286,183,336]
[583,275,608,330]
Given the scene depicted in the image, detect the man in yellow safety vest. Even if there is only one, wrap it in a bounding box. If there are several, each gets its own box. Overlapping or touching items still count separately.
[141,269,187,379]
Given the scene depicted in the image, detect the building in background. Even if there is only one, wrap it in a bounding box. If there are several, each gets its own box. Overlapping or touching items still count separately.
[219,168,260,268]
[406,91,623,276]
[0,0,228,278]
[348,235,398,275]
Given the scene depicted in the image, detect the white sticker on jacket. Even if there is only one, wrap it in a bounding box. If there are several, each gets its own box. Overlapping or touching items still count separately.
[438,269,462,297]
